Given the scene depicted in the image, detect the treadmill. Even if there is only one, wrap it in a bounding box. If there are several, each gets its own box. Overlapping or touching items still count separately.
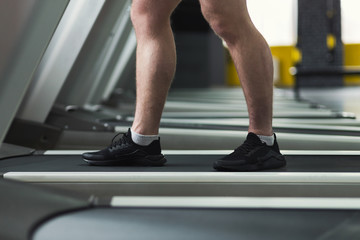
[2,149,360,240]
[3,177,360,240]
[2,1,360,240]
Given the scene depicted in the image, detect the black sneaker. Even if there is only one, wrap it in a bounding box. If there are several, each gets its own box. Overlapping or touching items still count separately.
[214,133,286,171]
[82,129,166,166]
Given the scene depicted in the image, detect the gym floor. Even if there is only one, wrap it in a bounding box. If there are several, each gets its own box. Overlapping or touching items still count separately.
[283,86,360,118]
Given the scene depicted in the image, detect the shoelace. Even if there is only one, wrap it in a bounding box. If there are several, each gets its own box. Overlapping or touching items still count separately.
[109,132,128,149]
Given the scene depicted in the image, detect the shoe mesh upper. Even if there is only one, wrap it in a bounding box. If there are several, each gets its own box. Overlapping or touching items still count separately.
[108,130,133,151]
[222,133,265,160]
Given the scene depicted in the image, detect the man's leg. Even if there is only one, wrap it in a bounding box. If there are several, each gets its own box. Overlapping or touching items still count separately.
[82,0,180,166]
[131,0,181,135]
[199,0,273,136]
[199,0,286,171]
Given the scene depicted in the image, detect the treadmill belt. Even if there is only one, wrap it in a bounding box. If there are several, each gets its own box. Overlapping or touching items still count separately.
[33,207,360,240]
[1,154,360,172]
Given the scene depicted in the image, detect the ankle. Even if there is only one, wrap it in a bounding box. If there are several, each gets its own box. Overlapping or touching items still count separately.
[130,128,159,146]
[256,134,274,146]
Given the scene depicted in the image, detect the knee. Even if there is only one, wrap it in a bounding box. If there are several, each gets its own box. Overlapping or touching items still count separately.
[130,1,156,32]
[130,0,177,34]
[202,11,235,43]
[200,3,249,45]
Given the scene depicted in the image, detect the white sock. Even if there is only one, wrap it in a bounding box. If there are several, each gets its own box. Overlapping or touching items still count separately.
[257,134,275,146]
[130,129,159,146]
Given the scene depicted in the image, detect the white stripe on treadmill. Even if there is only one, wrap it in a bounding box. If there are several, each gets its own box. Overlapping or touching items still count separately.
[111,196,360,210]
[4,172,360,183]
[43,150,91,155]
[43,150,360,155]
[166,150,360,155]
[43,150,230,155]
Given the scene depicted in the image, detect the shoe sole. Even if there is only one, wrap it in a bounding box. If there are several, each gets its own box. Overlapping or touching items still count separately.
[213,156,286,172]
[83,155,167,167]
